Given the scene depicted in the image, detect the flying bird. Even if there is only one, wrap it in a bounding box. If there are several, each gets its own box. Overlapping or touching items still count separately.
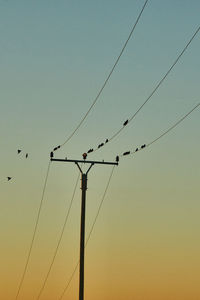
[7,177,12,181]
[17,149,22,154]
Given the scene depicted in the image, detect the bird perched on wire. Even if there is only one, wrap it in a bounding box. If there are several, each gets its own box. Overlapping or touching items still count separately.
[123,120,129,126]
[123,151,130,156]
[87,149,94,153]
[7,177,12,181]
[98,143,104,148]
[53,145,61,151]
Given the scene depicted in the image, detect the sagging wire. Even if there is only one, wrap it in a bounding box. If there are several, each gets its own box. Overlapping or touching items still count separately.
[52,0,149,153]
[85,25,200,157]
[114,102,200,162]
[15,160,51,300]
[36,169,81,299]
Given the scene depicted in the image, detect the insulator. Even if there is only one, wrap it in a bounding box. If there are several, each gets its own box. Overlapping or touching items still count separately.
[82,153,87,160]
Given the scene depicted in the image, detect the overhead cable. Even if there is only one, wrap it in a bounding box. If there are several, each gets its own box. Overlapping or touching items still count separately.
[116,101,200,160]
[57,101,200,298]
[52,0,149,152]
[15,160,51,299]
[85,25,200,155]
[36,170,80,299]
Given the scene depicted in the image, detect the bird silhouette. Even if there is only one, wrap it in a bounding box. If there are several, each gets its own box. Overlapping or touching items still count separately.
[116,156,119,162]
[26,153,28,158]
[98,143,104,148]
[123,151,130,156]
[135,148,138,152]
[7,177,12,181]
[17,149,22,154]
[123,120,128,126]
[87,149,94,153]
[53,145,61,151]
[105,139,109,143]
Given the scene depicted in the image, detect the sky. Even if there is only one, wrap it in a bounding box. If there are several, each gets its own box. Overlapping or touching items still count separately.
[0,0,200,299]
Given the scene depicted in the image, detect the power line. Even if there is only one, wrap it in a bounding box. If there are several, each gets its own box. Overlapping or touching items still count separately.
[85,25,200,156]
[147,102,200,147]
[58,165,116,300]
[36,170,80,299]
[57,101,200,299]
[56,101,200,299]
[52,0,149,152]
[119,102,200,158]
[15,160,51,300]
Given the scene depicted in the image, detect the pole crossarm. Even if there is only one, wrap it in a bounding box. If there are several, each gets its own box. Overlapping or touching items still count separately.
[51,158,118,166]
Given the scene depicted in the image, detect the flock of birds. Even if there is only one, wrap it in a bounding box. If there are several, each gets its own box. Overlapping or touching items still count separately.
[7,149,29,181]
[8,141,147,182]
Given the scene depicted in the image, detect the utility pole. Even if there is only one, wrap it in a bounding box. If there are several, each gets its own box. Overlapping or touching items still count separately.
[50,153,118,300]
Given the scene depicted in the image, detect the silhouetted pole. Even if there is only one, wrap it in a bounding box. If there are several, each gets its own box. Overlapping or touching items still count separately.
[50,153,118,300]
[79,173,87,300]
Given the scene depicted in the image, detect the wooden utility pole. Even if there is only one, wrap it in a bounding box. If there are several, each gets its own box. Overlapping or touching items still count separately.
[50,153,118,300]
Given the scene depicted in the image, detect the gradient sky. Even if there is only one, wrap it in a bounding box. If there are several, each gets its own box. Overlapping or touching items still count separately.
[0,1,200,299]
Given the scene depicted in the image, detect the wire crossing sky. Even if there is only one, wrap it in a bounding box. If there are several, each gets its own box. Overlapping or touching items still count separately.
[15,161,51,300]
[53,0,149,151]
[54,101,200,300]
[36,170,80,299]
[119,101,200,157]
[84,25,200,156]
[1,1,200,300]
